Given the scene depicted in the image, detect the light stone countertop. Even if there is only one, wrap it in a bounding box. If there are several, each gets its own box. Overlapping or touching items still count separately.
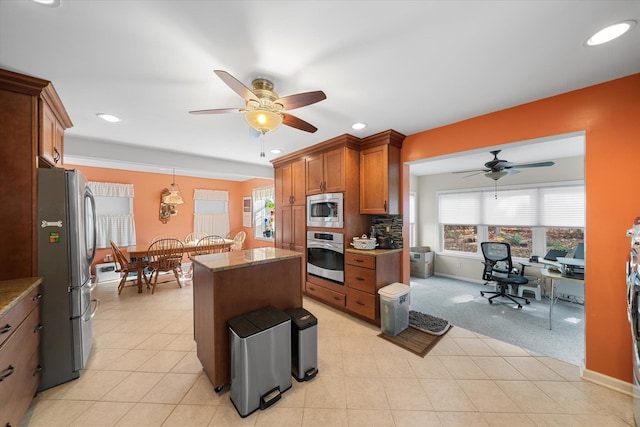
[0,277,43,317]
[345,248,403,256]
[191,247,302,272]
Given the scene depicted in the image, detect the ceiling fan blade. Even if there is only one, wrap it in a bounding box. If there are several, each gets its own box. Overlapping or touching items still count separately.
[452,169,489,174]
[282,113,318,133]
[189,107,243,115]
[276,91,326,110]
[214,70,258,101]
[510,161,555,169]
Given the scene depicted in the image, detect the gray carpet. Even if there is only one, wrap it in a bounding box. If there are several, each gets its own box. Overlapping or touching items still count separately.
[409,276,585,366]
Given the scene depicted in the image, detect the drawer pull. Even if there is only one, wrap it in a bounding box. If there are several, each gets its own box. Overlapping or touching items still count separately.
[0,365,15,382]
[0,324,11,335]
[33,365,43,376]
[355,277,365,281]
[34,324,44,333]
[334,296,341,301]
[32,293,43,301]
[355,300,365,306]
[309,286,316,291]
[355,259,364,263]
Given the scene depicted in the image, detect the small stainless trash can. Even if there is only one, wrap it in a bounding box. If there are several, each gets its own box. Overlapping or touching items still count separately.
[229,306,292,418]
[285,307,318,382]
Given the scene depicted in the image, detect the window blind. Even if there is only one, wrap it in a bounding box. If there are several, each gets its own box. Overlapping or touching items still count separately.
[540,186,585,227]
[439,192,481,224]
[88,182,136,248]
[193,189,230,237]
[482,188,538,226]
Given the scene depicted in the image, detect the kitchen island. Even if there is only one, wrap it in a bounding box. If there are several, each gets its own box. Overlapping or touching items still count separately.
[191,247,303,390]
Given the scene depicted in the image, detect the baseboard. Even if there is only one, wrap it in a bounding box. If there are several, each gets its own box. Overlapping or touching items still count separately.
[428,273,485,285]
[582,367,634,397]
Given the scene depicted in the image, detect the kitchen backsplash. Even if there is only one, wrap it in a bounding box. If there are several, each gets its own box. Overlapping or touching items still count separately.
[371,215,403,248]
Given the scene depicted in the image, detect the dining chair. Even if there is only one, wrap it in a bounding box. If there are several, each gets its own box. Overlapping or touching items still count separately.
[147,238,185,294]
[151,234,180,243]
[194,234,227,255]
[110,240,150,294]
[184,231,207,245]
[230,230,246,251]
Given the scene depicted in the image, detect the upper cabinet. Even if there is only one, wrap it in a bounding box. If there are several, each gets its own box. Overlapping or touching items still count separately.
[306,147,346,195]
[359,130,405,215]
[0,68,72,280]
[276,158,306,206]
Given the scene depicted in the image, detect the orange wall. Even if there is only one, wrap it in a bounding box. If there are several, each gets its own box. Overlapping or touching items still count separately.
[401,73,640,383]
[66,164,274,269]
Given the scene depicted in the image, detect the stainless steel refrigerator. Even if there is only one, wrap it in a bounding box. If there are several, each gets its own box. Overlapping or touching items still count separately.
[37,168,97,391]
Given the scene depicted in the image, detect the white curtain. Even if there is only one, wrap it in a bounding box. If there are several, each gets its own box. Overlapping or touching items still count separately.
[193,189,230,237]
[88,182,136,248]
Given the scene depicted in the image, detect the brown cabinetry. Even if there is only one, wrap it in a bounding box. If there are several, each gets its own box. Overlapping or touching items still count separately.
[0,278,44,427]
[0,69,72,281]
[306,146,346,194]
[275,159,306,253]
[359,130,405,214]
[344,250,401,321]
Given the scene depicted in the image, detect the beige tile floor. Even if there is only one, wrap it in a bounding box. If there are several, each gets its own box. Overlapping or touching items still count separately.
[21,276,634,426]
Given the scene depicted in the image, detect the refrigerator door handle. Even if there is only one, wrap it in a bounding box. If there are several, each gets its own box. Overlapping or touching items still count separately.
[90,299,100,319]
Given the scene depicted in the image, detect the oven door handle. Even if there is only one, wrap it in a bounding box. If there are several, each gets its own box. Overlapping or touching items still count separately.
[307,241,343,253]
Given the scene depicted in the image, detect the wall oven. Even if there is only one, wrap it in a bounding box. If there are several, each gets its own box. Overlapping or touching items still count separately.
[307,192,343,228]
[307,231,344,283]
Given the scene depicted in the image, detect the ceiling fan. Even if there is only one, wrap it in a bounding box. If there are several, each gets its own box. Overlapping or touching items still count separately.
[454,150,555,181]
[189,70,326,135]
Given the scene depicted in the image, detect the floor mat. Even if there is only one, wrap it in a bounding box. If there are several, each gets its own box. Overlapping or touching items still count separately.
[377,323,451,357]
[409,310,451,336]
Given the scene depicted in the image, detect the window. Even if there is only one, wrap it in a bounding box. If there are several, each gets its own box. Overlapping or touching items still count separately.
[409,192,416,247]
[193,189,230,237]
[252,185,275,240]
[88,182,136,248]
[438,183,584,258]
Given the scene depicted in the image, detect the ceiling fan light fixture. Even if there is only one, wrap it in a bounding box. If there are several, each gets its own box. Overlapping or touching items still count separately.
[485,171,508,181]
[245,109,283,134]
[586,20,636,46]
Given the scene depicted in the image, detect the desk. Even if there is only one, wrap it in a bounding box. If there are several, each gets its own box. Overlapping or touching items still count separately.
[541,268,584,330]
[126,239,234,292]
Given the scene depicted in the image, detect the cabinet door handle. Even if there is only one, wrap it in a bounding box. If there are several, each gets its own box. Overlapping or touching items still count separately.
[33,365,43,376]
[384,200,387,212]
[33,293,43,301]
[0,324,11,335]
[53,147,61,164]
[355,301,365,306]
[0,365,15,382]
[33,324,44,333]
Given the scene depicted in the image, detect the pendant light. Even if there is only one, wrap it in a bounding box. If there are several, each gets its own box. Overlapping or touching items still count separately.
[162,169,184,205]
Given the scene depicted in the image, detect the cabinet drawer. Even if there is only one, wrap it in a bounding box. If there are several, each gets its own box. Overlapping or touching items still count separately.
[345,265,376,293]
[0,285,42,348]
[345,287,377,320]
[345,252,375,269]
[306,282,345,307]
[0,307,42,421]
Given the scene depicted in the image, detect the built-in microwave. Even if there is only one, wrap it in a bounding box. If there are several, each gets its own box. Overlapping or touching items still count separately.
[307,192,343,228]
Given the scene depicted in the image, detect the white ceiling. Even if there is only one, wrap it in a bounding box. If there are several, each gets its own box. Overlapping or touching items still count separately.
[0,1,638,180]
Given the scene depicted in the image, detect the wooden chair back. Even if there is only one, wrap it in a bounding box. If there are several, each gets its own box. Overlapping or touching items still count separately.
[194,235,226,255]
[184,231,207,245]
[231,231,246,251]
[147,238,185,293]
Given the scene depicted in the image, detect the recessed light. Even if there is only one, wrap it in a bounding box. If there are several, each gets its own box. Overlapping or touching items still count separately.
[352,122,367,130]
[32,0,61,7]
[270,149,282,154]
[97,113,121,123]
[586,20,636,46]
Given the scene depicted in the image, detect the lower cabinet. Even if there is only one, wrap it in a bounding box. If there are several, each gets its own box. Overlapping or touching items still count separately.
[305,249,401,323]
[0,281,43,427]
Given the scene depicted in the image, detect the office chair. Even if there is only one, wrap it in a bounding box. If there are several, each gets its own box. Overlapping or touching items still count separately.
[480,241,531,309]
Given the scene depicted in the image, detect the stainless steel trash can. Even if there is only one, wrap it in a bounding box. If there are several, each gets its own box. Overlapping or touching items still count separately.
[229,306,292,418]
[285,307,318,382]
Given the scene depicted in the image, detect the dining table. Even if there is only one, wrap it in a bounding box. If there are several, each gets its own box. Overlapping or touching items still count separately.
[126,239,234,292]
